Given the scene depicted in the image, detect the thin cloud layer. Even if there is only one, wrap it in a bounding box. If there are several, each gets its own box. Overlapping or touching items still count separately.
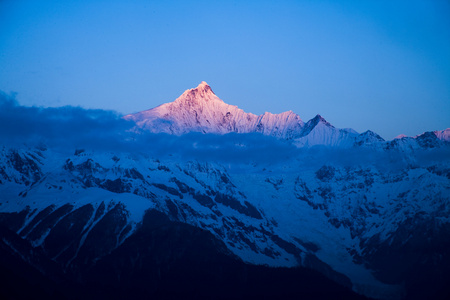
[1,92,445,167]
[0,92,298,163]
[0,92,132,149]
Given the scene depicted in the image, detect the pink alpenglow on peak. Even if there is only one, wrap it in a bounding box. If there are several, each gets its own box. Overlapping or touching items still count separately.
[125,82,308,139]
[174,81,221,105]
[394,134,408,140]
[184,81,214,95]
[198,81,210,88]
[434,128,450,142]
[397,128,450,142]
[124,82,362,146]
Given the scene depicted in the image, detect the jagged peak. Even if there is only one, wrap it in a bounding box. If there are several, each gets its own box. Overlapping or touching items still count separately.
[361,130,377,136]
[313,114,325,121]
[394,134,408,140]
[413,129,450,142]
[309,114,332,127]
[434,128,450,142]
[197,81,209,89]
[415,131,438,139]
[359,130,384,141]
[298,114,333,138]
[190,81,214,94]
[413,131,442,148]
[175,81,220,104]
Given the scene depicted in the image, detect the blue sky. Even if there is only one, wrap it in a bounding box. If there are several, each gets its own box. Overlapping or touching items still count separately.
[1,0,449,139]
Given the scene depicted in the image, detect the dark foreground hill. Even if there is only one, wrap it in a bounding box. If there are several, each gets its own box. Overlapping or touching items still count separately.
[0,210,370,300]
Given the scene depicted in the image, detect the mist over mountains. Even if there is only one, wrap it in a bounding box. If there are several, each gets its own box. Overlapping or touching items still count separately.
[2,82,448,161]
[0,84,449,300]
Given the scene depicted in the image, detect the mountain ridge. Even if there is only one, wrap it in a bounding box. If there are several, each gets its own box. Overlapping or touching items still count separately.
[125,82,449,148]
[126,82,311,139]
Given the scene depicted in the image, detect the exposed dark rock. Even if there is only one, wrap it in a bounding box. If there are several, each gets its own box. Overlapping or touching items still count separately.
[427,165,450,179]
[0,207,30,232]
[193,192,215,209]
[165,199,179,220]
[265,177,283,190]
[93,201,106,222]
[75,203,128,266]
[170,177,194,194]
[27,204,74,242]
[303,253,353,290]
[74,149,85,156]
[315,165,335,181]
[416,131,440,148]
[101,178,130,193]
[214,193,262,219]
[43,204,94,260]
[270,234,301,258]
[78,209,366,300]
[157,165,170,172]
[293,237,320,253]
[152,183,183,198]
[7,150,42,184]
[124,168,144,181]
[19,205,56,237]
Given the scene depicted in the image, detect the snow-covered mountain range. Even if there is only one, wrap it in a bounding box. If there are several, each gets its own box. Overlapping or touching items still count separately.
[125,81,449,148]
[125,81,357,147]
[0,83,449,299]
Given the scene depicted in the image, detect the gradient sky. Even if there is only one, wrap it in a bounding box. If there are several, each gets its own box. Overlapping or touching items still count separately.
[1,0,449,140]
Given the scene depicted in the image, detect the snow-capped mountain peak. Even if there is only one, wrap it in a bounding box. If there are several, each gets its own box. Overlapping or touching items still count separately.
[359,130,384,141]
[394,134,408,140]
[294,114,358,148]
[125,82,308,138]
[309,114,333,128]
[175,81,220,104]
[434,128,450,142]
[197,80,210,88]
[393,129,449,142]
[197,81,213,91]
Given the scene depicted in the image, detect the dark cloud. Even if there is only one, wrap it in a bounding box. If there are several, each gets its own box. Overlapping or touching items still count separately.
[0,91,134,150]
[0,92,297,163]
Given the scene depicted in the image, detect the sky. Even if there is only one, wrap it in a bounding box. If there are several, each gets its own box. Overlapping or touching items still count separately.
[0,0,449,140]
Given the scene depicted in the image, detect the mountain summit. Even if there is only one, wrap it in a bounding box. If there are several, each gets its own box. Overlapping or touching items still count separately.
[125,82,347,141]
[175,81,219,104]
